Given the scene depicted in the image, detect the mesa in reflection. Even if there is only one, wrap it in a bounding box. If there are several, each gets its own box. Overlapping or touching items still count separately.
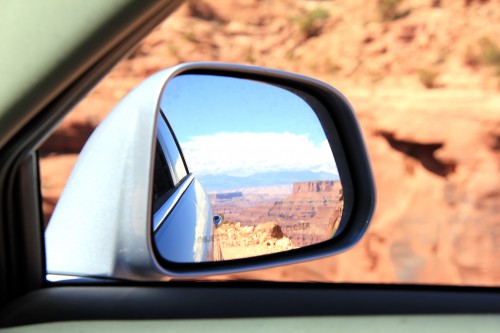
[211,180,343,260]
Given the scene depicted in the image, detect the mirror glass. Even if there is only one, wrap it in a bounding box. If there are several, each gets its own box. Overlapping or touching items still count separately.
[154,74,344,263]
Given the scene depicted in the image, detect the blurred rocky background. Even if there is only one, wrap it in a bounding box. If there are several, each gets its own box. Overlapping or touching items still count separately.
[40,0,500,285]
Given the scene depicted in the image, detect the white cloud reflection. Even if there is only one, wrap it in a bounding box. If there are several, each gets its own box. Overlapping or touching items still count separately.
[180,132,338,177]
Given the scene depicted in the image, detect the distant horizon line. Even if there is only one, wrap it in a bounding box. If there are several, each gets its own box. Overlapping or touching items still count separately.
[207,179,340,194]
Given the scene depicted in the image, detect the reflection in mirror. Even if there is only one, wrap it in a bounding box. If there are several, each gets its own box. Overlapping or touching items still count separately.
[155,74,343,263]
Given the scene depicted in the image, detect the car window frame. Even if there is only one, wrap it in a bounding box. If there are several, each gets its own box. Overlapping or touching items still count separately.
[152,111,194,231]
[156,112,189,186]
[1,0,500,329]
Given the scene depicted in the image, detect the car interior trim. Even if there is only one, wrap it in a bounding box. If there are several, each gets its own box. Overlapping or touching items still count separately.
[1,283,499,327]
[2,316,500,333]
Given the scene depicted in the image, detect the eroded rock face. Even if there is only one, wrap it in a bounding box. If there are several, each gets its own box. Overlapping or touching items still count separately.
[210,180,343,249]
[216,222,295,260]
[264,181,343,247]
[293,181,336,194]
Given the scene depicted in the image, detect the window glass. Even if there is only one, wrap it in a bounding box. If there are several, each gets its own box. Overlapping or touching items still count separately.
[39,0,500,286]
[152,139,174,213]
[157,114,188,184]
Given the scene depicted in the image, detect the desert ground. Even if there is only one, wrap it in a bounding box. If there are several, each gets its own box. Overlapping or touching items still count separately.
[40,0,500,285]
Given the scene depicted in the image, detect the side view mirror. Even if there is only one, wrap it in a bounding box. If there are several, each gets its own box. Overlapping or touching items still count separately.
[45,63,375,280]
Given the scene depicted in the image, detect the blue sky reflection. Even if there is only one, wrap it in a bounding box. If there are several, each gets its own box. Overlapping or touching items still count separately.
[161,74,338,189]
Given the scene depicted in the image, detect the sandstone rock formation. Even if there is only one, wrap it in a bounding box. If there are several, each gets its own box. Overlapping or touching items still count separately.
[215,221,296,260]
[211,180,343,249]
[263,180,343,247]
[293,180,336,194]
